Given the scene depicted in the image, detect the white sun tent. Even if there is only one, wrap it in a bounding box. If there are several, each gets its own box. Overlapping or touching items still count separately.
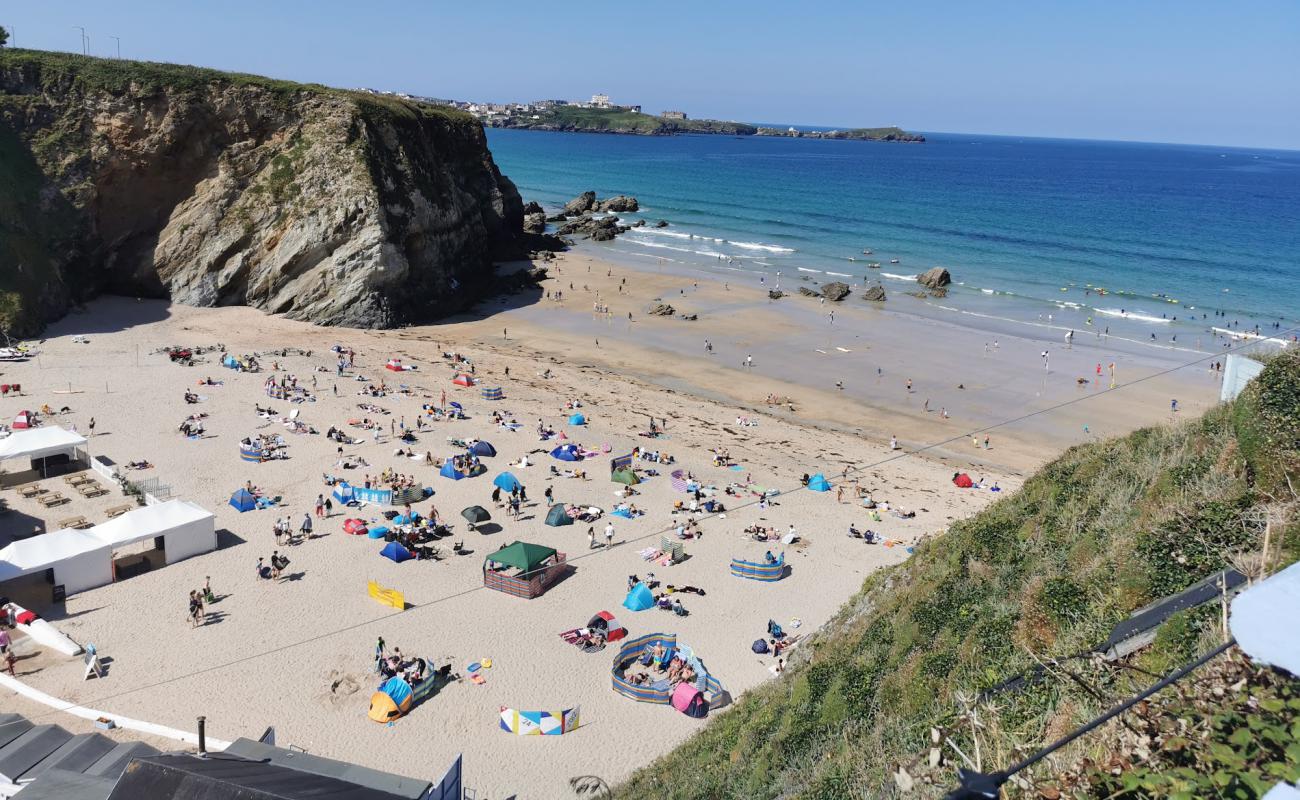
[0,500,216,597]
[0,529,112,595]
[0,427,87,471]
[86,499,217,565]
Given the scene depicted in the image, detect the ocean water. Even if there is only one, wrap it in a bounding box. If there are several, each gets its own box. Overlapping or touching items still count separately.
[487,128,1300,346]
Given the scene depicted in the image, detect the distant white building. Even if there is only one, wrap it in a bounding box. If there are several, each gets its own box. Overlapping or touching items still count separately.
[591,93,612,108]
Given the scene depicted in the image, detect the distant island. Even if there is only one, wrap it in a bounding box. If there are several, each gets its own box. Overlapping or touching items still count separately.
[484,105,924,142]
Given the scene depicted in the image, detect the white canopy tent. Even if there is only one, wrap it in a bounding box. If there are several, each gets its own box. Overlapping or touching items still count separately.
[0,529,112,595]
[0,499,216,598]
[0,426,87,462]
[87,499,216,565]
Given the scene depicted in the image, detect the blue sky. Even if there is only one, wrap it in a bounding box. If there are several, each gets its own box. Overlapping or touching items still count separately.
[4,1,1298,149]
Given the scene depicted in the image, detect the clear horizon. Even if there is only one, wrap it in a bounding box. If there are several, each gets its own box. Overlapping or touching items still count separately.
[3,1,1297,150]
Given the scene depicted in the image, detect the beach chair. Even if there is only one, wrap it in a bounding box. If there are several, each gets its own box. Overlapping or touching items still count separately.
[105,503,135,519]
[39,492,69,508]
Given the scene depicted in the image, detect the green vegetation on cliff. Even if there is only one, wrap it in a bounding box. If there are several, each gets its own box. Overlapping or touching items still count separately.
[617,352,1300,799]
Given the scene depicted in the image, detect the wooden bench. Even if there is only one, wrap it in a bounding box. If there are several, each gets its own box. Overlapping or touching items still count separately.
[105,503,136,519]
[38,492,69,507]
[59,516,92,530]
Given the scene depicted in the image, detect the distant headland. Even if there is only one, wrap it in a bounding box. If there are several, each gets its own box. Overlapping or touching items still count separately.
[357,89,925,142]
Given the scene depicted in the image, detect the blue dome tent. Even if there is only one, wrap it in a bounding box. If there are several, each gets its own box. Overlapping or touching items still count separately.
[550,445,581,462]
[807,473,832,492]
[439,461,465,480]
[568,413,586,426]
[493,472,523,493]
[228,488,257,512]
[470,441,497,457]
[623,582,655,612]
[380,541,413,563]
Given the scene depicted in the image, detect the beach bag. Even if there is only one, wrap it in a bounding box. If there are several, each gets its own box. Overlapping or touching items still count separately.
[752,639,769,654]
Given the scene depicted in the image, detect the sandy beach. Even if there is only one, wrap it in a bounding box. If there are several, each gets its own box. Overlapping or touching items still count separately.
[0,249,1220,798]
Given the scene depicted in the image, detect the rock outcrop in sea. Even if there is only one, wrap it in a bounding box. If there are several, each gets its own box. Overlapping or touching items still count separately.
[0,50,524,334]
[917,267,952,289]
[820,282,851,301]
[863,285,887,301]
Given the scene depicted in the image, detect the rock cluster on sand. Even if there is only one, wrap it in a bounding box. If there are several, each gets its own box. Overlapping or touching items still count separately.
[863,285,887,301]
[648,303,676,316]
[820,282,851,301]
[917,267,952,289]
[768,289,784,300]
[798,287,820,297]
[546,192,642,241]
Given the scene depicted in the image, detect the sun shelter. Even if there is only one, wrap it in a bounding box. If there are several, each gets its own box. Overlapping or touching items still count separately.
[380,541,413,563]
[452,374,474,387]
[492,472,522,493]
[658,537,685,564]
[545,504,574,527]
[588,610,627,643]
[0,500,216,599]
[568,413,586,426]
[342,518,369,536]
[483,541,567,599]
[12,410,33,430]
[807,473,831,492]
[730,553,787,581]
[623,582,655,611]
[367,667,445,723]
[439,461,465,480]
[239,443,267,463]
[469,441,497,457]
[611,467,639,486]
[611,632,725,714]
[550,444,580,462]
[0,426,88,477]
[461,506,491,531]
[228,489,257,512]
[480,387,503,401]
[332,483,356,505]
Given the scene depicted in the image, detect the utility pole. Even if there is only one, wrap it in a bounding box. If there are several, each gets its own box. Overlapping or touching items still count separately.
[109,35,120,58]
[73,25,86,55]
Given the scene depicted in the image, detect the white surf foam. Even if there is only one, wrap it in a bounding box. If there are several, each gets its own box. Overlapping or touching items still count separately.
[881,272,918,281]
[797,267,821,274]
[1093,308,1173,324]
[729,240,795,253]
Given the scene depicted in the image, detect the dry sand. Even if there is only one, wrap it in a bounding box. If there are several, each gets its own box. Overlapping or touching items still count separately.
[0,250,1217,798]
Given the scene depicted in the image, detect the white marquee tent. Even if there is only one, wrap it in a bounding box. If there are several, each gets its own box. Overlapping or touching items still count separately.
[0,426,88,469]
[0,499,215,597]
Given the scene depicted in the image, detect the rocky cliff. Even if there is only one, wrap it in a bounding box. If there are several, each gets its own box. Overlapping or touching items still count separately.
[0,50,522,335]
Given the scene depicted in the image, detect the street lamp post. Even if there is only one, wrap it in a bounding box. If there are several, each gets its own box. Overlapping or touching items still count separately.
[109,35,120,58]
[72,25,86,55]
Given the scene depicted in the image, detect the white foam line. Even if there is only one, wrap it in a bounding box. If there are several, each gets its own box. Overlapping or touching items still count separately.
[835,347,852,352]
[0,673,232,750]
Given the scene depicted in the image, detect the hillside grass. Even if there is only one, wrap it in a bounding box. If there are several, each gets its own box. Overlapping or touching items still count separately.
[615,352,1300,799]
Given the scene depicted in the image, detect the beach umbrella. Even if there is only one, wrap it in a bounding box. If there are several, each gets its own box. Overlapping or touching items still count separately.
[450,401,463,410]
[462,505,491,524]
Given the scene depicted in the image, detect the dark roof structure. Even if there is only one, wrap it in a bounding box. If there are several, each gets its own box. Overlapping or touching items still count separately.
[0,715,156,797]
[222,738,431,799]
[107,754,411,800]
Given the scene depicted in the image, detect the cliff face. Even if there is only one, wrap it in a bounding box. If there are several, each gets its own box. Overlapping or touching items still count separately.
[0,50,522,334]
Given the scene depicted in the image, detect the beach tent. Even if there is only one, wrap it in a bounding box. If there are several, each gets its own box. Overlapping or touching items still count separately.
[485,541,556,573]
[439,461,465,480]
[452,374,474,387]
[550,445,580,462]
[807,473,831,492]
[611,468,640,486]
[483,541,566,599]
[481,387,503,401]
[368,676,414,723]
[623,582,655,612]
[568,413,586,426]
[492,472,522,493]
[953,472,974,489]
[461,506,491,524]
[380,541,412,563]
[0,426,87,469]
[342,518,368,536]
[545,504,575,527]
[228,489,257,513]
[671,683,710,718]
[588,610,628,643]
[332,483,355,504]
[469,441,497,457]
[11,410,33,430]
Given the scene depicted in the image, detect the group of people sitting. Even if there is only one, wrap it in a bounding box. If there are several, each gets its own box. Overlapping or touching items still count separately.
[548,465,589,480]
[363,469,419,492]
[846,524,880,543]
[178,414,207,437]
[325,426,359,445]
[377,645,428,686]
[632,446,672,464]
[624,642,697,687]
[183,390,200,404]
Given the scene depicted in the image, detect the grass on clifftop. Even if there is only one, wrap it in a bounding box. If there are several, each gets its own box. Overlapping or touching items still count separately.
[615,352,1300,799]
[0,48,477,129]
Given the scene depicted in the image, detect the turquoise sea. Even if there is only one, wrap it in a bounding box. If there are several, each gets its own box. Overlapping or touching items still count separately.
[487,128,1300,347]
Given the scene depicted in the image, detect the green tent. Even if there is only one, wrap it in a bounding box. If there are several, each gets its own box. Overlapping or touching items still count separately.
[485,541,558,573]
[611,468,640,486]
[545,504,574,527]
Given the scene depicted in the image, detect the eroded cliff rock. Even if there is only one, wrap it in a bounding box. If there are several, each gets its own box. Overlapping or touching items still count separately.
[0,50,522,334]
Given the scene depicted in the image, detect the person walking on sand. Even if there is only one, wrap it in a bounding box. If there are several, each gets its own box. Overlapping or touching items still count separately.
[300,513,313,541]
[88,417,96,436]
[604,521,615,548]
[905,378,912,392]
[587,526,597,550]
[745,355,753,369]
[315,494,325,518]
[324,496,333,517]
[890,435,900,451]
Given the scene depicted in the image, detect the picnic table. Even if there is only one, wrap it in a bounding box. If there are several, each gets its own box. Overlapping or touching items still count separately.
[38,492,69,508]
[105,503,136,519]
[18,485,45,499]
[77,483,108,498]
[59,516,92,530]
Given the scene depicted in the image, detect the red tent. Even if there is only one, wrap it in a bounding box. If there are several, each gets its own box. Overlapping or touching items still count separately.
[385,359,404,371]
[452,374,474,387]
[12,410,32,429]
[588,610,627,643]
[343,518,369,535]
[952,472,974,488]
